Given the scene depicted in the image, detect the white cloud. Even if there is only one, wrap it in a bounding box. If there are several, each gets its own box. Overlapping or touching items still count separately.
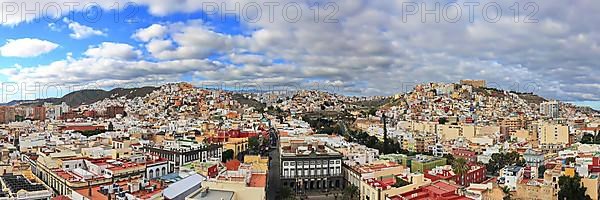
[136,21,248,60]
[4,0,600,101]
[65,18,106,39]
[133,24,167,42]
[84,42,142,60]
[0,38,59,57]
[48,23,61,32]
[1,56,221,87]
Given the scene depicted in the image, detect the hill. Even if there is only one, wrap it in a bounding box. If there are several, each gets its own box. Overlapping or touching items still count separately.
[1,86,158,107]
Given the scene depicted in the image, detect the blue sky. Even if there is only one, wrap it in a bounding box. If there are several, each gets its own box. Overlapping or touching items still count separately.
[0,0,599,108]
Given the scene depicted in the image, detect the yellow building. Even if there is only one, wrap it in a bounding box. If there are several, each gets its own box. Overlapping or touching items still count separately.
[224,137,249,157]
[514,129,534,143]
[513,180,557,200]
[564,167,576,177]
[243,155,268,171]
[437,125,477,141]
[460,79,486,88]
[538,123,569,145]
[437,125,461,141]
[582,176,599,200]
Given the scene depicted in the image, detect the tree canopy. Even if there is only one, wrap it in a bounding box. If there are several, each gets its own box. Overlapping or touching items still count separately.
[222,149,234,162]
[486,152,525,176]
[580,133,600,144]
[558,174,592,200]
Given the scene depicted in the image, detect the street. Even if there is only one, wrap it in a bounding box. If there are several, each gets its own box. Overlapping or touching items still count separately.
[267,127,281,200]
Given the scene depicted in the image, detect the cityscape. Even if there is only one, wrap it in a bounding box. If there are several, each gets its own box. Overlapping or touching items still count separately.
[1,1,600,200]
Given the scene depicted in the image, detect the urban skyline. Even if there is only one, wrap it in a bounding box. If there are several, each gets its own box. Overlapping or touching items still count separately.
[0,1,599,200]
[0,0,598,104]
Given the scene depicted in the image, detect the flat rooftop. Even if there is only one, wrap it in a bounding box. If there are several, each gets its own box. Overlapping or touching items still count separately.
[188,188,234,200]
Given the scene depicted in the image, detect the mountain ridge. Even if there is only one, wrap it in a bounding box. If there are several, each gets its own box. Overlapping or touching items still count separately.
[0,86,158,107]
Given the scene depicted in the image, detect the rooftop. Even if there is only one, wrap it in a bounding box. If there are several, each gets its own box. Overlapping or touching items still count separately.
[187,188,234,200]
[0,174,48,193]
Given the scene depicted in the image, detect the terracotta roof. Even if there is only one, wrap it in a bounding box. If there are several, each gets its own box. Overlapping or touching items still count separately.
[249,173,267,187]
[52,196,71,200]
[225,159,241,171]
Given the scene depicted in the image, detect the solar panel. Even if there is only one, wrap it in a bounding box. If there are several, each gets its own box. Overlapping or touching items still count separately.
[1,175,48,193]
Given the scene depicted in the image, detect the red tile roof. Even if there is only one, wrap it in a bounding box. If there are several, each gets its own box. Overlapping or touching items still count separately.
[249,173,267,187]
[225,159,241,171]
[52,196,72,200]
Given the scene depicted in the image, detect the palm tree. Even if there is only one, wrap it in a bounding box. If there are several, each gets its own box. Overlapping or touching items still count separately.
[452,158,469,186]
[342,185,359,200]
[501,186,513,200]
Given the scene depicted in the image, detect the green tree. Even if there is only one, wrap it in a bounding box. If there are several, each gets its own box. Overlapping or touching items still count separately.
[538,165,546,178]
[486,152,524,176]
[558,174,592,200]
[453,158,469,186]
[438,117,448,124]
[342,185,359,200]
[280,187,293,200]
[581,133,594,144]
[248,136,260,152]
[222,149,234,162]
[443,154,455,164]
[581,133,600,144]
[501,186,513,200]
[565,157,576,165]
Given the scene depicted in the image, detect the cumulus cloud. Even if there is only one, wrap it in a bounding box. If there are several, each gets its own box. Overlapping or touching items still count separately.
[133,24,168,42]
[5,0,600,101]
[64,18,106,39]
[0,38,59,57]
[1,56,221,87]
[84,42,142,60]
[134,20,249,60]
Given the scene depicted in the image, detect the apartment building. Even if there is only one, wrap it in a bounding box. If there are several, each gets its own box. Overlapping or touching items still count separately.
[538,123,570,149]
[540,101,560,118]
[143,139,223,168]
[279,137,344,194]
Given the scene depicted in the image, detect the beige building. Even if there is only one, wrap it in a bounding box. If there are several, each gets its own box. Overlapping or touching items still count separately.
[460,79,486,88]
[344,161,405,189]
[397,121,437,134]
[538,123,569,145]
[437,124,476,141]
[512,180,557,200]
[201,179,266,200]
[360,173,430,200]
[582,176,599,200]
[224,137,249,157]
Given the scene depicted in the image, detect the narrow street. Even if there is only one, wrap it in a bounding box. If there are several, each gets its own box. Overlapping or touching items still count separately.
[267,127,281,200]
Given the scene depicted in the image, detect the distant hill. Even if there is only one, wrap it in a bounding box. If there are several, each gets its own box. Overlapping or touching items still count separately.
[1,86,158,107]
[232,93,266,111]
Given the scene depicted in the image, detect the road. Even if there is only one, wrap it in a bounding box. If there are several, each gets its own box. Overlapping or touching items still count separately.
[266,127,281,200]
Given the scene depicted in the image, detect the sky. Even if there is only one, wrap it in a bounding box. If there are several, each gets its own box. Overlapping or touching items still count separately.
[0,0,598,107]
